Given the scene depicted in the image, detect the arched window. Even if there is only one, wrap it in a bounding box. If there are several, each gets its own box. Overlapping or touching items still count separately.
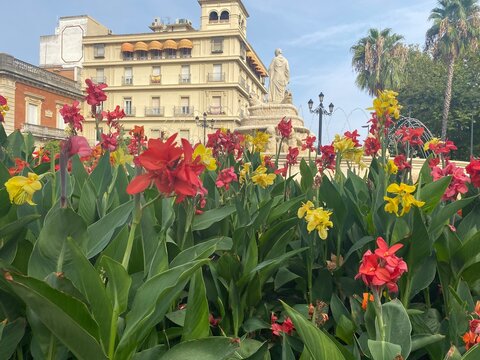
[220,11,230,21]
[209,11,218,22]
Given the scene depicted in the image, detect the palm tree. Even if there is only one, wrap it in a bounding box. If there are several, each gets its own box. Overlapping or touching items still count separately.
[351,28,408,96]
[426,0,480,140]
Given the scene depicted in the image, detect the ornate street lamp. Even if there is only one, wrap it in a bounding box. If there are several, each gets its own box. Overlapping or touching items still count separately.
[195,112,215,144]
[308,92,334,149]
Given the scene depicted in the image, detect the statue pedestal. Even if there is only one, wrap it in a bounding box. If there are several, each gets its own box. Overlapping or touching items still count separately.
[236,102,312,153]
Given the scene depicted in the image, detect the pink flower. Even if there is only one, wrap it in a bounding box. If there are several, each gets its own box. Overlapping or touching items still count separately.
[0,95,7,106]
[68,136,92,158]
[215,167,237,190]
[60,101,84,131]
[277,117,293,139]
[85,79,107,106]
[431,161,470,201]
[101,132,119,152]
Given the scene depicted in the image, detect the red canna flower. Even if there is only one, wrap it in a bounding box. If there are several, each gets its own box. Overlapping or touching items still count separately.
[277,117,293,139]
[393,154,411,171]
[209,313,221,327]
[275,164,288,177]
[395,126,424,147]
[85,79,107,106]
[466,158,480,188]
[8,158,30,176]
[344,130,361,147]
[127,134,206,203]
[215,167,237,190]
[355,237,407,293]
[431,161,470,201]
[103,105,125,128]
[271,313,295,336]
[302,135,316,152]
[286,146,299,166]
[364,137,381,156]
[60,101,85,131]
[316,145,336,174]
[206,129,244,159]
[101,132,119,152]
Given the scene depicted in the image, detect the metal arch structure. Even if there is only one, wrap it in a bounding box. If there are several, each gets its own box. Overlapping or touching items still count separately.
[388,116,435,158]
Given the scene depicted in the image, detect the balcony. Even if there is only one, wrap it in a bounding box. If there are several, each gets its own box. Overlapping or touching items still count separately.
[22,123,67,140]
[174,106,194,117]
[208,72,225,82]
[122,76,134,86]
[179,74,191,84]
[91,76,107,84]
[150,75,162,84]
[145,107,165,117]
[124,107,136,117]
[207,106,225,115]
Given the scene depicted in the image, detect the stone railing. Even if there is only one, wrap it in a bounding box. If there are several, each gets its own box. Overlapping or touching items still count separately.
[22,123,67,140]
[0,53,82,95]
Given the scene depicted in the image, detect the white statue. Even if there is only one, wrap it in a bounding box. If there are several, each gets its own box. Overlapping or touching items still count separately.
[268,48,290,103]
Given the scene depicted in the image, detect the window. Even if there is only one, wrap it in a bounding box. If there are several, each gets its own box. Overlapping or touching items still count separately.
[96,68,105,84]
[240,42,246,60]
[211,96,222,115]
[152,97,160,111]
[124,97,133,116]
[180,48,191,58]
[124,67,133,85]
[212,64,223,81]
[123,52,133,61]
[151,49,162,60]
[220,11,230,21]
[27,103,39,125]
[56,106,65,129]
[209,11,219,22]
[136,51,148,60]
[151,66,161,84]
[166,49,176,59]
[211,37,224,53]
[180,65,191,83]
[94,44,105,58]
[181,97,190,114]
[152,66,161,76]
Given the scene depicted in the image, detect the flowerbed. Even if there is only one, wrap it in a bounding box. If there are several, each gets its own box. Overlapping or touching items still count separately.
[0,88,480,359]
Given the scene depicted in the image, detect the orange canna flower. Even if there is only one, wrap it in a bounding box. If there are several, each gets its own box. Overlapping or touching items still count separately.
[362,293,374,311]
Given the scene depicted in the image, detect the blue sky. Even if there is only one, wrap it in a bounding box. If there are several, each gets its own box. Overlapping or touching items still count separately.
[0,0,437,143]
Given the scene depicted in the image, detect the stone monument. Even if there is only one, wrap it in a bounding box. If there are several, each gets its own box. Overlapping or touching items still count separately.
[236,49,311,153]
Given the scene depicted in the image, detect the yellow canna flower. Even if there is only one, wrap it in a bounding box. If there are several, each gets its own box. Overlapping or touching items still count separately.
[423,137,441,152]
[333,134,356,153]
[304,207,333,240]
[367,90,402,119]
[251,131,270,152]
[5,172,42,205]
[298,201,315,219]
[239,162,251,184]
[384,182,424,217]
[386,159,398,175]
[384,196,400,215]
[193,144,217,171]
[111,147,133,166]
[251,165,276,188]
[343,147,365,166]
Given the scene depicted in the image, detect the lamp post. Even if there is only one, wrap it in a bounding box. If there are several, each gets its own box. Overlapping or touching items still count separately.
[308,92,334,149]
[195,112,215,144]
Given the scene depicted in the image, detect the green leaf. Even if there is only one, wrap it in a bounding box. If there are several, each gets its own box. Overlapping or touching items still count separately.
[267,195,304,223]
[192,205,236,231]
[344,236,374,263]
[367,340,402,360]
[429,196,477,239]
[274,267,300,291]
[452,231,480,275]
[281,301,346,360]
[182,269,210,341]
[461,344,480,359]
[0,214,40,238]
[90,151,112,196]
[28,207,89,279]
[419,176,451,214]
[379,299,412,359]
[410,334,445,352]
[100,256,131,316]
[330,294,355,344]
[86,200,133,258]
[0,317,26,360]
[300,158,314,192]
[115,259,209,359]
[159,337,238,360]
[78,179,98,224]
[64,238,113,352]
[170,237,221,268]
[8,273,107,360]
[132,345,166,359]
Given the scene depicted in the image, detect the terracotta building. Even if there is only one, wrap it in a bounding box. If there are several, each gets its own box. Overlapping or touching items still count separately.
[0,53,83,141]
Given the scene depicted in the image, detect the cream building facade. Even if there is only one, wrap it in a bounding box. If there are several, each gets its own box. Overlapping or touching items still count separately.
[79,0,268,143]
